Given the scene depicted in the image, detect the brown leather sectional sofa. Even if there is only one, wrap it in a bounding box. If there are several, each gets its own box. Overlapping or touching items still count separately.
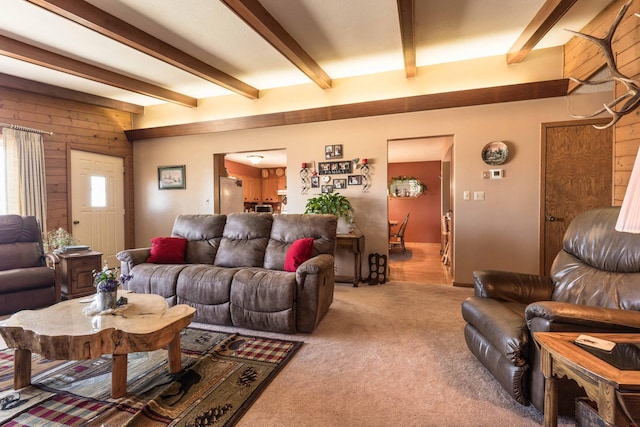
[462,207,640,415]
[117,213,337,333]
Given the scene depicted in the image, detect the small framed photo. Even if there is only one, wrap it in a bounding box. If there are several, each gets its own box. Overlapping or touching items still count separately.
[337,161,352,174]
[158,165,186,190]
[333,178,346,190]
[348,175,362,185]
[321,184,333,194]
[333,144,343,159]
[311,175,320,188]
[318,162,332,175]
[325,145,334,159]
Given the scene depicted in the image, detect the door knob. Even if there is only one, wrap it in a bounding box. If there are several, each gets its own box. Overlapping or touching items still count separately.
[548,216,556,222]
[73,220,80,225]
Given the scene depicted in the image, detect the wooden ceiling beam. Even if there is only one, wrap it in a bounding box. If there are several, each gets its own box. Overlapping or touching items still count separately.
[126,79,569,141]
[507,0,578,64]
[397,0,416,78]
[0,34,197,108]
[0,72,144,114]
[221,0,332,90]
[27,0,259,99]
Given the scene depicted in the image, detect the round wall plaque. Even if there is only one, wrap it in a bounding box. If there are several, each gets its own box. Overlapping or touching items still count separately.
[482,141,509,165]
[261,169,269,178]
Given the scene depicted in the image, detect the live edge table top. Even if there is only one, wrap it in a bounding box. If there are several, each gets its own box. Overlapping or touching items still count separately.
[0,291,196,398]
[0,291,196,361]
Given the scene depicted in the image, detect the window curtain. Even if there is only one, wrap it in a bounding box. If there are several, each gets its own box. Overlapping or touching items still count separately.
[2,128,48,232]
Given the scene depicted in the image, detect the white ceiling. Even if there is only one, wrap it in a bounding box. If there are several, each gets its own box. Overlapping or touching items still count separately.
[0,0,609,107]
[0,1,613,166]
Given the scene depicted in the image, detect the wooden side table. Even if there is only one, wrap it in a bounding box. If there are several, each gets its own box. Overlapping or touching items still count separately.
[534,332,640,427]
[58,251,102,299]
[336,231,365,286]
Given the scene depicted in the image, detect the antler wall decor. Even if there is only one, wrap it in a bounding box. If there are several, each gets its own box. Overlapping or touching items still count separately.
[569,0,640,129]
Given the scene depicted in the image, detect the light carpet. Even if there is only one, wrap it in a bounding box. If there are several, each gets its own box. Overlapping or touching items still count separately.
[195,281,575,427]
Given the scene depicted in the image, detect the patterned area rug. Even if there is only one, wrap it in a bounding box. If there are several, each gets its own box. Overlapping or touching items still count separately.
[0,328,302,426]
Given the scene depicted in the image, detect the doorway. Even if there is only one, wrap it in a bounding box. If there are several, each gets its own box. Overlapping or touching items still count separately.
[540,119,613,275]
[70,150,125,268]
[387,136,453,284]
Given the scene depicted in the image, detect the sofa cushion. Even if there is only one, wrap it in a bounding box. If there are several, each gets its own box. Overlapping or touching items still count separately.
[176,265,238,325]
[263,214,337,270]
[284,238,314,272]
[172,214,226,264]
[0,242,42,271]
[125,263,188,299]
[230,269,296,333]
[215,213,272,268]
[0,267,56,292]
[146,237,187,264]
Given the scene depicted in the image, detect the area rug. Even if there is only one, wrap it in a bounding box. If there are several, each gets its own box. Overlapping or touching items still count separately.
[0,328,302,426]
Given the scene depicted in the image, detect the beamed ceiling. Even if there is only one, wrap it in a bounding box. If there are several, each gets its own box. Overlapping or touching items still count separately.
[0,0,611,116]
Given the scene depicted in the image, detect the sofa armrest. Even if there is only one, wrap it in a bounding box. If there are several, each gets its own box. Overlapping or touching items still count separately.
[44,252,61,302]
[116,248,151,275]
[295,253,335,333]
[473,270,554,304]
[526,301,640,333]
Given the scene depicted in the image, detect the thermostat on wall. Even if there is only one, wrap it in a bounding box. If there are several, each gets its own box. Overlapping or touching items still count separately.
[489,169,504,179]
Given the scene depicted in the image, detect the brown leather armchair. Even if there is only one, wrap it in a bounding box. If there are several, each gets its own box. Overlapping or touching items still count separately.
[461,207,640,415]
[0,215,60,315]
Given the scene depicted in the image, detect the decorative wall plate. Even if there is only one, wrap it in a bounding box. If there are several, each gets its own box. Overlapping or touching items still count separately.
[482,141,509,165]
[275,167,285,176]
[261,169,269,178]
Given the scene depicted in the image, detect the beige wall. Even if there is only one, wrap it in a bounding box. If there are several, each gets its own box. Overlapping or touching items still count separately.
[132,90,611,284]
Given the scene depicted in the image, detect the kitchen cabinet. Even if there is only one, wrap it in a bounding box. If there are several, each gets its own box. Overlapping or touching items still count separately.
[59,251,102,299]
[262,177,279,202]
[236,175,262,202]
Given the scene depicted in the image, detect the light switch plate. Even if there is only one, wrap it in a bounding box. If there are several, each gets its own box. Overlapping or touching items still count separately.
[474,191,485,201]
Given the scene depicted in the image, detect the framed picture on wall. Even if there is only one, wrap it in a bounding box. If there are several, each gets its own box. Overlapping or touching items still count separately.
[321,184,333,194]
[333,178,346,189]
[311,175,320,188]
[158,165,186,190]
[348,175,362,185]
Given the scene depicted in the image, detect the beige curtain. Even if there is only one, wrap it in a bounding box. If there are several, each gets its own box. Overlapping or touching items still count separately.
[2,128,48,231]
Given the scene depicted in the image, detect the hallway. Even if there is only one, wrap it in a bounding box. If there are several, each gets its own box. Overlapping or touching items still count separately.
[388,242,452,284]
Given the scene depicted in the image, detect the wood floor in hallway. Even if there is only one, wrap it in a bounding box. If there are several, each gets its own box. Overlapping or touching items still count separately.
[388,242,452,284]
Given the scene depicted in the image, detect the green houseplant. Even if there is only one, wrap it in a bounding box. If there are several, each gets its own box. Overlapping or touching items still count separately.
[304,192,354,233]
[43,227,77,253]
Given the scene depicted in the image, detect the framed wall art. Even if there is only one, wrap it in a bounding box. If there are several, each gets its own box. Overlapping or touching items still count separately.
[158,165,186,190]
[318,161,353,175]
[333,178,347,190]
[348,175,362,185]
[325,144,343,159]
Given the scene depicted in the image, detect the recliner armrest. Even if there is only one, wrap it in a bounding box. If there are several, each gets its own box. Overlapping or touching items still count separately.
[526,301,640,333]
[116,248,151,275]
[473,270,554,304]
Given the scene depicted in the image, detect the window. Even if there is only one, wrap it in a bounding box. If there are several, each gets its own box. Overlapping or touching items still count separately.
[91,175,106,207]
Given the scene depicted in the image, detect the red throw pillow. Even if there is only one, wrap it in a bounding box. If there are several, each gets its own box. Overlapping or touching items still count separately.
[146,237,187,264]
[284,238,314,272]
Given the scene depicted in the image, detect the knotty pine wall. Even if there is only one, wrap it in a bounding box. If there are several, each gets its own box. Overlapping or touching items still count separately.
[564,0,639,206]
[0,87,134,246]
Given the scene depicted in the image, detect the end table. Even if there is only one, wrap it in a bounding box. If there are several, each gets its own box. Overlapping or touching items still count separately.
[58,250,102,299]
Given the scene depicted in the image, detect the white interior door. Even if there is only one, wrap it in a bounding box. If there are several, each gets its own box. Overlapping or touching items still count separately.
[70,150,125,268]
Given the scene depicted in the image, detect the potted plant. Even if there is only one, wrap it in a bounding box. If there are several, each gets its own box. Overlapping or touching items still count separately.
[43,227,77,253]
[304,192,354,234]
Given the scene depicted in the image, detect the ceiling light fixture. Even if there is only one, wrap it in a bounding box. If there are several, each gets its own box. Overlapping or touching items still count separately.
[247,155,263,165]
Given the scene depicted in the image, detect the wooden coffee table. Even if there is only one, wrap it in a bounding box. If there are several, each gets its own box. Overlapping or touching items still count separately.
[0,291,195,398]
[535,332,640,427]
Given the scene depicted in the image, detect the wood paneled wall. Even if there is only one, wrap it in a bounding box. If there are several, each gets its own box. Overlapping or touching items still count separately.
[0,87,134,245]
[564,0,639,206]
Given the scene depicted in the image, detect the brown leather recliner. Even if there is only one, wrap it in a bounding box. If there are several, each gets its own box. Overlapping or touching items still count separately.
[461,207,640,415]
[0,215,60,315]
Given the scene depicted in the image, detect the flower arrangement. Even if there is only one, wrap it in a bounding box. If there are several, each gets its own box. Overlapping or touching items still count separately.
[43,227,77,253]
[93,265,132,293]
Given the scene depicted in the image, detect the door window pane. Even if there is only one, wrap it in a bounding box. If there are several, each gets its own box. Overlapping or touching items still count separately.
[91,175,106,207]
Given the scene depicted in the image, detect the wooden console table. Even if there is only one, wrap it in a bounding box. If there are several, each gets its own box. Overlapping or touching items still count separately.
[534,332,640,427]
[336,231,365,286]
